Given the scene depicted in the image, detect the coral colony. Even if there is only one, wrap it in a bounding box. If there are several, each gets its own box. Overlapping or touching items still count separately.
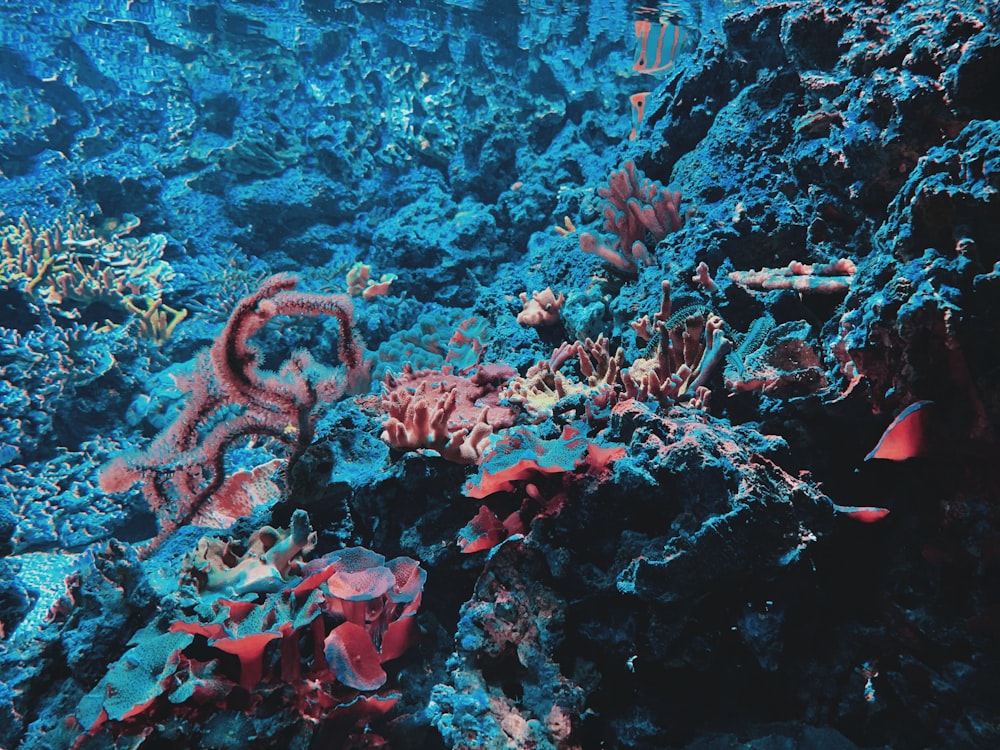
[1,1,999,749]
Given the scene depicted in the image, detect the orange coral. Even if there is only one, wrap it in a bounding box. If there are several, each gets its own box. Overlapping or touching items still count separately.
[346,261,397,300]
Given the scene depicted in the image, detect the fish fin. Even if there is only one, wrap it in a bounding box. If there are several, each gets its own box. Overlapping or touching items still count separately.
[865,400,934,461]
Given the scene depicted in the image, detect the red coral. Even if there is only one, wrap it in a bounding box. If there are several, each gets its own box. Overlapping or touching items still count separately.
[75,514,425,745]
[459,425,625,553]
[99,274,366,551]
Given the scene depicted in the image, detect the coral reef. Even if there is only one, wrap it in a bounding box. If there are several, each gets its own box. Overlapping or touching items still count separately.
[2,0,999,749]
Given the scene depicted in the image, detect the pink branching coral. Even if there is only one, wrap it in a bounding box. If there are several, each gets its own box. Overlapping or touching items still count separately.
[579,161,683,275]
[624,312,730,409]
[99,274,365,549]
[380,363,518,464]
[501,338,623,423]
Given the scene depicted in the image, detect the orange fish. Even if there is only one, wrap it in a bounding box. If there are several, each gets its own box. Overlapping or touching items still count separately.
[633,19,695,73]
[865,400,935,461]
[629,91,650,141]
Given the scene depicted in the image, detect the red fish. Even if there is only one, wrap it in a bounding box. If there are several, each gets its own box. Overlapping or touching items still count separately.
[833,504,890,523]
[865,400,934,461]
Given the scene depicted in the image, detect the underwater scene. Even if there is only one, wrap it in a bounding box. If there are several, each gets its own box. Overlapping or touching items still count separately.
[1,0,999,748]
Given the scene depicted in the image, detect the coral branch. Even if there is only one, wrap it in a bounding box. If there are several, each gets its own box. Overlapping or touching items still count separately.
[729,258,856,293]
[100,274,364,550]
[578,161,683,276]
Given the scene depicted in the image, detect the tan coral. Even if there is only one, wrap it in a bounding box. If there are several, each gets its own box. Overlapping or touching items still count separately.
[516,287,565,327]
[729,258,856,294]
[507,280,731,418]
[182,509,317,597]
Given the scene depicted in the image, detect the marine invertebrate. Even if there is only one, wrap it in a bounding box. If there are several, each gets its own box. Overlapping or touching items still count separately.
[345,261,397,300]
[579,161,683,276]
[552,216,576,236]
[1,322,114,467]
[691,260,718,291]
[380,363,518,465]
[729,258,857,293]
[500,337,623,423]
[624,311,731,408]
[505,280,730,420]
[459,424,625,552]
[516,287,565,327]
[724,319,828,396]
[72,513,424,745]
[0,212,185,341]
[181,506,317,599]
[99,274,365,548]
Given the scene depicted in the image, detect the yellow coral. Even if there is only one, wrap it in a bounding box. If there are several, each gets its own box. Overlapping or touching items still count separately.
[1,212,187,342]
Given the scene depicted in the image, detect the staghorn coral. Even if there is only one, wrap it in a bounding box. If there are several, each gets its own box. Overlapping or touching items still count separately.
[728,258,857,294]
[0,212,185,342]
[0,321,115,466]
